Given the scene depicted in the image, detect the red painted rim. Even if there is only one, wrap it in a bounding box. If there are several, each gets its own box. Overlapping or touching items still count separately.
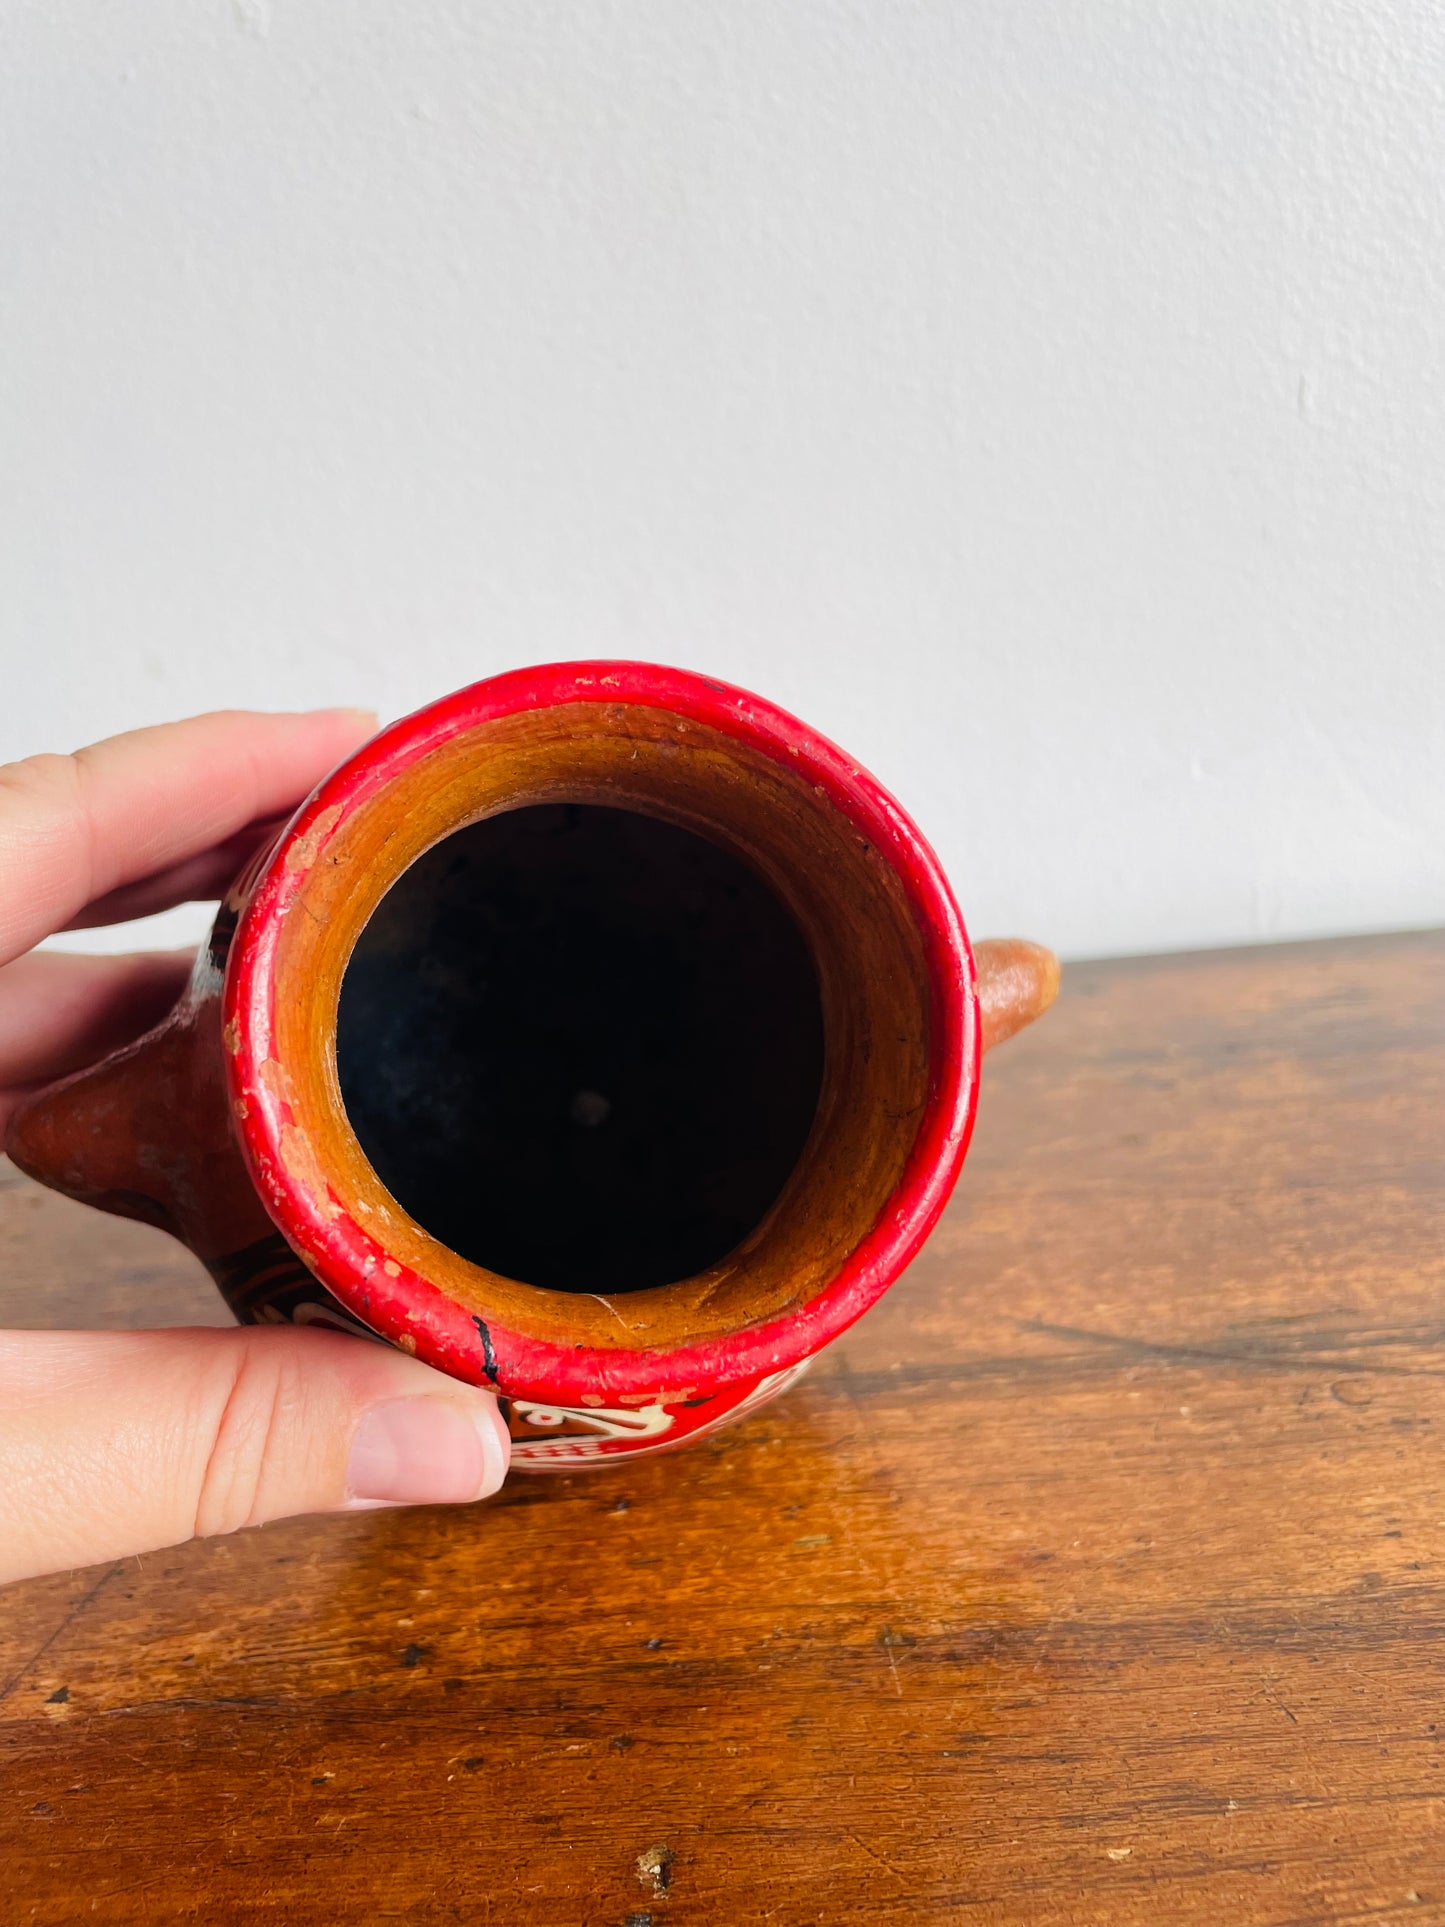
[223,662,979,1403]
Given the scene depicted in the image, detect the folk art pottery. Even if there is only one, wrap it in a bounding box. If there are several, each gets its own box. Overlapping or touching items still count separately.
[7,664,1058,1468]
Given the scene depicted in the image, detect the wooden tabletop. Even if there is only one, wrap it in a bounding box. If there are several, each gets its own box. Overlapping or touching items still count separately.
[3,929,1444,1925]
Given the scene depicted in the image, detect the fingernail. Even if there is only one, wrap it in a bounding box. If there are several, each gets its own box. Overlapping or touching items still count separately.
[346,1396,509,1507]
[323,706,378,730]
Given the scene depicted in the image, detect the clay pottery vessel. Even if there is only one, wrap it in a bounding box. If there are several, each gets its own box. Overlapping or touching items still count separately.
[8,663,1058,1468]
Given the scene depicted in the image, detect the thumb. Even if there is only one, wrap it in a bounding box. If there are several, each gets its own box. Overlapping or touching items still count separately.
[0,1324,511,1586]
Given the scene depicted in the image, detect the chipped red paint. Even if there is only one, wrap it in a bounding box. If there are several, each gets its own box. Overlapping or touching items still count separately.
[221,662,979,1428]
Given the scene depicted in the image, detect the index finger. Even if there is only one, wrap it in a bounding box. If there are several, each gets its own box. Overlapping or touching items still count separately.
[0,708,376,967]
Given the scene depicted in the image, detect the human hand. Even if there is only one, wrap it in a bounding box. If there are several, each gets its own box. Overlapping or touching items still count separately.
[0,710,510,1587]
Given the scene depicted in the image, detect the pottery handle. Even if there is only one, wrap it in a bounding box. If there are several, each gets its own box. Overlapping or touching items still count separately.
[5,997,277,1261]
[974,938,1060,1054]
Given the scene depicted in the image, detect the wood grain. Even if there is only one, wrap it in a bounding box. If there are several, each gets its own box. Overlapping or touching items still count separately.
[1,929,1442,1925]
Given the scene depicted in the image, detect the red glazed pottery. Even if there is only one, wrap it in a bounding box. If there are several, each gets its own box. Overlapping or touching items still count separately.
[8,664,1058,1468]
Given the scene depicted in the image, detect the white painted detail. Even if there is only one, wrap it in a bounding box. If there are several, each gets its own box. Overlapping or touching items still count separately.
[510,1400,676,1441]
[509,1361,811,1467]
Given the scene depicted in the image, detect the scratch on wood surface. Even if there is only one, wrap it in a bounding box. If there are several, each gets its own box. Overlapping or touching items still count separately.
[0,1563,119,1707]
[1252,1673,1334,1801]
[1257,1676,1299,1726]
[848,1832,907,1883]
[1019,1318,1445,1380]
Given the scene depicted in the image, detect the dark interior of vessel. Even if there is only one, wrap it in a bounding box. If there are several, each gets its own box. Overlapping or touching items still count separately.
[336,804,825,1294]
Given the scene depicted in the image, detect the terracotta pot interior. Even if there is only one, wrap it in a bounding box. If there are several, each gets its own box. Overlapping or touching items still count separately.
[267,704,933,1352]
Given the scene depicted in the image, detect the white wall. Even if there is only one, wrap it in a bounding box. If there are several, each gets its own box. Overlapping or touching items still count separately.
[3,1,1442,962]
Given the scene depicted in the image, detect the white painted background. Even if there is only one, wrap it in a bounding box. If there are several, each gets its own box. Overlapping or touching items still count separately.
[2,1,1441,962]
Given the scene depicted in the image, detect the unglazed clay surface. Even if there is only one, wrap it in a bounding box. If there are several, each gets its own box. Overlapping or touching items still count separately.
[7,665,1059,1465]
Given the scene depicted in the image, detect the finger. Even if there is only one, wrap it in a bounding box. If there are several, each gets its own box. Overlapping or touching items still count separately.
[60,812,292,930]
[0,1325,511,1586]
[0,949,193,1106]
[0,707,375,967]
